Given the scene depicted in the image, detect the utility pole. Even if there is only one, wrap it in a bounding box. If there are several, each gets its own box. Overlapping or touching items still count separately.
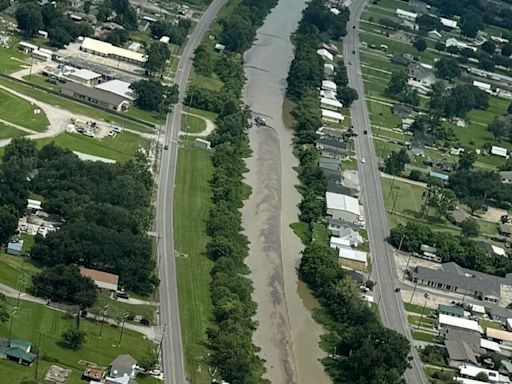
[9,273,27,341]
[157,323,167,357]
[388,175,396,198]
[99,304,109,337]
[35,332,42,381]
[118,312,129,346]
[417,299,429,330]
[391,186,400,214]
[409,280,418,304]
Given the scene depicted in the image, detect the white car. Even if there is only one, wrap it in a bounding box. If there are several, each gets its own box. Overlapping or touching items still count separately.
[361,157,366,163]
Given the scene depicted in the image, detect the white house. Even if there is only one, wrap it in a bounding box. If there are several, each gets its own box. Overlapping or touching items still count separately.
[440,17,458,29]
[491,145,508,158]
[330,7,341,15]
[322,109,344,124]
[322,80,337,92]
[320,97,343,110]
[473,80,492,91]
[324,63,335,75]
[438,314,484,334]
[326,192,361,223]
[407,79,429,95]
[458,364,510,383]
[317,48,334,61]
[428,30,442,39]
[396,8,418,21]
[445,38,477,52]
[330,236,351,249]
[338,246,368,271]
[79,267,119,291]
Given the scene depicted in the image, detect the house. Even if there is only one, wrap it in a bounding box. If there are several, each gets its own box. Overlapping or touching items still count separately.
[80,37,147,65]
[67,68,102,86]
[338,246,368,271]
[33,49,51,61]
[429,171,449,181]
[446,38,477,52]
[6,240,24,256]
[326,192,361,224]
[428,29,442,39]
[438,304,464,318]
[61,82,132,111]
[396,8,418,21]
[319,156,341,173]
[402,118,415,130]
[491,146,508,158]
[407,79,429,94]
[445,339,479,367]
[0,338,37,366]
[470,304,486,317]
[442,329,484,354]
[27,199,42,211]
[106,354,137,384]
[438,314,483,334]
[409,139,425,157]
[408,262,512,306]
[322,109,344,124]
[332,225,363,246]
[486,328,512,346]
[486,306,512,325]
[499,171,512,184]
[330,236,351,249]
[320,97,343,111]
[473,80,492,92]
[440,17,458,29]
[18,41,38,54]
[327,181,352,195]
[322,80,337,92]
[393,103,413,116]
[214,43,226,51]
[392,54,412,66]
[481,338,501,353]
[324,63,335,75]
[499,223,512,237]
[458,364,510,383]
[194,138,211,149]
[408,0,430,13]
[316,137,349,159]
[317,48,334,62]
[79,267,119,291]
[408,62,436,88]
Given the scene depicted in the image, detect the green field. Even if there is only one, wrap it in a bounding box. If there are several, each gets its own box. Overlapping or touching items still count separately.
[412,331,442,344]
[0,77,154,133]
[0,88,49,132]
[182,113,207,133]
[125,107,162,125]
[408,314,435,328]
[189,71,224,91]
[174,137,214,384]
[0,123,26,140]
[0,252,40,292]
[35,132,149,162]
[0,298,154,384]
[91,292,157,326]
[0,39,31,74]
[22,74,61,92]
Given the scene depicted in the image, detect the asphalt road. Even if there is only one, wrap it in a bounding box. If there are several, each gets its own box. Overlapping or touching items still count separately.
[156,1,228,383]
[344,1,429,383]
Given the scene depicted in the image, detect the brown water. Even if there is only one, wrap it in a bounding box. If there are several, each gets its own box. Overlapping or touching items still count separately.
[241,0,331,383]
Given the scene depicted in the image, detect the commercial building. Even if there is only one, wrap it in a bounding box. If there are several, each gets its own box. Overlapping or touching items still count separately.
[438,304,464,318]
[438,314,483,334]
[79,267,119,291]
[396,8,418,21]
[95,79,136,101]
[0,338,37,366]
[326,192,361,224]
[80,37,147,65]
[408,262,512,306]
[338,246,368,271]
[61,82,132,111]
[67,68,102,86]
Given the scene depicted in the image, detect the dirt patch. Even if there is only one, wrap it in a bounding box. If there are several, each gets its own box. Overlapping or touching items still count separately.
[479,206,509,223]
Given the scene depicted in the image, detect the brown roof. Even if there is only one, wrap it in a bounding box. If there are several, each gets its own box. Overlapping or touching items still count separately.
[486,327,512,342]
[79,267,119,285]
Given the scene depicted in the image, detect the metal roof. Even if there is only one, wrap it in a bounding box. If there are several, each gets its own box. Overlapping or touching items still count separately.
[445,339,478,365]
[81,37,146,63]
[326,192,360,216]
[62,81,128,107]
[95,79,136,101]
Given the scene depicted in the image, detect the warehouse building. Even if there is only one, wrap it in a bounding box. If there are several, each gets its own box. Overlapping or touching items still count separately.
[80,37,147,65]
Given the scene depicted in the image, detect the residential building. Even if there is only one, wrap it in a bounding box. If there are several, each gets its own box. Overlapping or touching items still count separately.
[0,338,37,366]
[469,304,486,317]
[106,354,137,384]
[428,29,442,39]
[80,37,147,65]
[79,267,119,291]
[408,62,436,88]
[446,38,477,52]
[459,364,511,383]
[487,306,512,325]
[324,63,335,75]
[332,225,363,246]
[326,192,361,224]
[499,171,512,184]
[321,109,344,124]
[330,236,351,249]
[491,146,508,158]
[473,80,492,92]
[409,138,425,157]
[320,97,343,111]
[499,223,512,237]
[317,48,334,62]
[327,181,352,195]
[438,304,464,318]
[407,78,429,94]
[487,328,512,346]
[396,8,418,21]
[445,339,478,367]
[32,49,51,61]
[408,0,430,14]
[438,314,483,334]
[393,103,414,116]
[442,329,484,354]
[316,137,349,159]
[408,262,512,306]
[322,80,337,92]
[440,17,458,29]
[6,240,23,256]
[61,82,131,111]
[338,246,368,271]
[402,118,415,130]
[67,68,102,86]
[18,41,37,54]
[194,138,211,149]
[429,170,449,181]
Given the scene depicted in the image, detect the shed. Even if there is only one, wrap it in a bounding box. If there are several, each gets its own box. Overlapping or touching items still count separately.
[429,171,449,181]
[194,138,211,149]
[6,240,24,256]
[214,43,225,51]
[491,146,508,158]
[338,246,368,271]
[438,304,464,318]
[79,267,119,291]
[159,36,170,44]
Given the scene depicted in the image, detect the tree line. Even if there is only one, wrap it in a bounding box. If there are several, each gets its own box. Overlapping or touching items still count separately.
[285,1,412,382]
[1,139,156,308]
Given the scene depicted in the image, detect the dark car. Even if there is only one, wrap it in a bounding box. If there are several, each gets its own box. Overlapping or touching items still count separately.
[352,50,355,54]
[117,291,129,299]
[394,287,401,293]
[164,145,169,150]
[363,130,367,135]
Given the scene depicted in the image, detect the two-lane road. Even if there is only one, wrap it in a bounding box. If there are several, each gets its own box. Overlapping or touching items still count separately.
[156,0,229,383]
[343,1,428,383]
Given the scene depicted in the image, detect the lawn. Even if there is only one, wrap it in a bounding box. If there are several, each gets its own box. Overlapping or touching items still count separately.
[91,292,157,326]
[291,222,311,244]
[0,298,154,384]
[186,107,218,123]
[22,74,61,92]
[189,71,224,91]
[182,113,206,133]
[405,302,433,315]
[174,136,214,384]
[35,132,149,162]
[0,252,40,292]
[408,314,435,328]
[0,88,49,132]
[125,107,163,125]
[0,38,31,74]
[412,331,442,344]
[0,77,154,133]
[366,100,402,129]
[0,123,26,140]
[479,319,504,330]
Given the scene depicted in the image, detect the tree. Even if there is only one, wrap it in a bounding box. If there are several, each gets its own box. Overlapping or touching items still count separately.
[0,293,9,323]
[479,57,495,71]
[333,62,348,87]
[435,57,461,81]
[15,2,43,37]
[61,328,86,350]
[508,102,512,115]
[298,190,325,223]
[337,86,358,107]
[83,0,92,13]
[435,42,445,52]
[0,206,18,245]
[138,349,158,371]
[385,70,419,106]
[32,264,97,307]
[413,38,427,52]
[461,218,479,238]
[475,372,489,382]
[144,42,170,76]
[502,43,512,57]
[106,28,129,46]
[488,117,510,140]
[458,149,477,170]
[130,80,177,112]
[461,12,483,38]
[417,14,441,31]
[481,41,496,54]
[384,149,410,175]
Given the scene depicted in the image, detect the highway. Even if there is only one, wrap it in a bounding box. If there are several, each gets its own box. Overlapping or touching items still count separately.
[343,1,429,383]
[155,0,228,383]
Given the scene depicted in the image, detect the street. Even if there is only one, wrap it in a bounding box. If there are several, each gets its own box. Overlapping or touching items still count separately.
[155,0,229,383]
[344,1,429,383]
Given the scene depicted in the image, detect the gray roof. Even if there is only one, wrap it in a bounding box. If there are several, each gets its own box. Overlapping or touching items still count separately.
[319,157,341,172]
[316,137,346,149]
[110,354,136,377]
[323,169,341,183]
[62,81,128,107]
[327,181,352,195]
[445,339,478,365]
[410,262,512,299]
[500,171,512,181]
[499,222,512,235]
[486,305,512,320]
[393,103,413,115]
